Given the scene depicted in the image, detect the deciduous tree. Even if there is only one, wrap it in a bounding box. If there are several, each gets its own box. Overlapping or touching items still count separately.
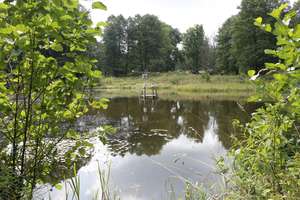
[182,25,207,73]
[0,0,108,198]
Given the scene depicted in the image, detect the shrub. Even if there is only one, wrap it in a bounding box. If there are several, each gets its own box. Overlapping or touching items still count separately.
[225,4,300,199]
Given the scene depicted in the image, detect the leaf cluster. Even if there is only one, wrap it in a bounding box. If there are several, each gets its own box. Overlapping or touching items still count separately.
[0,0,108,198]
[226,3,300,199]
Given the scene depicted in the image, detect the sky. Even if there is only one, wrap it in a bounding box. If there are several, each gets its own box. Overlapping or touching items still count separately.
[81,0,297,39]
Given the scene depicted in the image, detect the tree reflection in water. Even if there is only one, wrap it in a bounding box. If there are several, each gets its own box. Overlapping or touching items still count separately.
[43,97,258,200]
[98,97,255,157]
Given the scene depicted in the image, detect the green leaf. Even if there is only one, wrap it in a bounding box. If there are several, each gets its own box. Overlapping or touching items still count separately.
[269,3,288,19]
[78,148,86,156]
[15,24,29,34]
[265,63,286,70]
[274,22,288,36]
[63,0,79,9]
[0,3,9,10]
[20,110,26,117]
[264,49,277,56]
[86,28,100,35]
[66,130,80,139]
[90,98,109,109]
[0,27,13,34]
[276,36,290,45]
[96,21,107,27]
[273,73,288,82]
[0,82,6,92]
[50,42,63,52]
[264,24,272,32]
[89,70,101,78]
[254,17,263,26]
[248,70,256,77]
[60,15,72,21]
[54,183,63,190]
[65,73,78,82]
[0,59,5,70]
[293,24,300,38]
[283,10,296,23]
[92,1,107,10]
[63,110,73,119]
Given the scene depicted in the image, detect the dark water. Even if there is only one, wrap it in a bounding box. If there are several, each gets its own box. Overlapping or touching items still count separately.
[41,97,255,200]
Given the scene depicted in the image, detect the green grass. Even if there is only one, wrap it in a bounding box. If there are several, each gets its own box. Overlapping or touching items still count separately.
[95,71,255,101]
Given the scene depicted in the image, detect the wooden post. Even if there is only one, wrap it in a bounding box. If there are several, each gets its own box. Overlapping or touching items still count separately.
[143,83,146,98]
[151,83,154,98]
[150,83,158,98]
[142,73,148,98]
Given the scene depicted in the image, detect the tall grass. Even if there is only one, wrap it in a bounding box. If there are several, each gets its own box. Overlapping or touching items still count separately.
[147,157,228,200]
[58,158,227,200]
[49,163,119,200]
[96,71,255,100]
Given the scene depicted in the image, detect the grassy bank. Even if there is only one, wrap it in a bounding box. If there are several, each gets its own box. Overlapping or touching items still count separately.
[95,72,255,101]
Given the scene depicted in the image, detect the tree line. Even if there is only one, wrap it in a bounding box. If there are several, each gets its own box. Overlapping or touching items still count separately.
[216,0,300,74]
[94,0,300,76]
[93,14,214,76]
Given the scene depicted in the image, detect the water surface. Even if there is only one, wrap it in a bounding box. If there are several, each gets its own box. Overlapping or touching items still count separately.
[42,97,254,200]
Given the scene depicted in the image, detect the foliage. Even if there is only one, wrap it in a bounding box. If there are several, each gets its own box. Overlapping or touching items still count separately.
[182,25,207,73]
[201,72,211,82]
[102,15,127,75]
[184,183,207,200]
[60,163,119,200]
[233,0,287,73]
[226,3,300,199]
[0,0,108,199]
[216,16,239,74]
[99,15,216,76]
[100,14,182,76]
[97,0,300,77]
[216,0,289,74]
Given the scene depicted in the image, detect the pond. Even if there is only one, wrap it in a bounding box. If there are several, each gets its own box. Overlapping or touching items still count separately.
[38,97,256,200]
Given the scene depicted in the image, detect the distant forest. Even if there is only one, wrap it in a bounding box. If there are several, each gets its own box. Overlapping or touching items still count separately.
[90,0,300,76]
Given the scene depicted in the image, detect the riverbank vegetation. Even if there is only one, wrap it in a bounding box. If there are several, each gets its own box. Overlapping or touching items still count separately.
[97,72,254,100]
[223,3,300,199]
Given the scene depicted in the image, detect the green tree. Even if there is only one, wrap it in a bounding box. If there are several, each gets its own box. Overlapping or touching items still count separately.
[125,15,142,74]
[152,23,182,72]
[0,0,108,198]
[102,14,181,75]
[135,14,165,72]
[103,15,128,75]
[232,0,287,73]
[182,25,207,73]
[216,16,239,74]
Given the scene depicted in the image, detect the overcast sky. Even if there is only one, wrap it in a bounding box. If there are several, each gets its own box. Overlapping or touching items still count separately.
[81,0,296,38]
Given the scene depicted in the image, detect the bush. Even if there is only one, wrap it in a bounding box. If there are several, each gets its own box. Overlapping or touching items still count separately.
[225,4,300,199]
[201,72,211,82]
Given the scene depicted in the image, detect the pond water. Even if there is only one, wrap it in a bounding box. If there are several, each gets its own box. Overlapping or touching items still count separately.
[39,97,255,200]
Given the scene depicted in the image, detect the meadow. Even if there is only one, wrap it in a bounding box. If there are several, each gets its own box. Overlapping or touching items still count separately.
[96,71,255,101]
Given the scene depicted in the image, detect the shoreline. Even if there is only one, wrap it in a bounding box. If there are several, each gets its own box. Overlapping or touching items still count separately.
[95,72,255,101]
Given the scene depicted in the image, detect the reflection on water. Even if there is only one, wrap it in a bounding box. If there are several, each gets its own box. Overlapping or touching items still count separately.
[41,97,255,200]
